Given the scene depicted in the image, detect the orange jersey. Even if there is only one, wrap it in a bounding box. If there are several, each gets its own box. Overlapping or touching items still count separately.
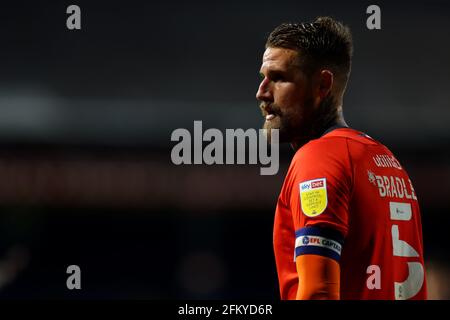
[273,127,427,300]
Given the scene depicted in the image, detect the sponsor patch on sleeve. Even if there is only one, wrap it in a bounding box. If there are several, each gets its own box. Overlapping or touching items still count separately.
[299,178,327,217]
[294,226,344,262]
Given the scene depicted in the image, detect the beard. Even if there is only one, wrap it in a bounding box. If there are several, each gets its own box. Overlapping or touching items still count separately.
[263,111,290,143]
[262,94,338,147]
[261,103,287,143]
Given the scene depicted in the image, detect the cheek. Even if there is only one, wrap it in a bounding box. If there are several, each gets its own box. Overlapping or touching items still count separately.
[275,84,304,111]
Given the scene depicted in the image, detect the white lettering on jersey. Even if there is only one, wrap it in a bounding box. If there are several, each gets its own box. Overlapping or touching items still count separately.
[373,154,402,170]
[373,174,417,200]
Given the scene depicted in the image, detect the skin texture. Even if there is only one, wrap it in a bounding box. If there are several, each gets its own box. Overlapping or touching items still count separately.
[256,47,348,150]
[256,47,347,299]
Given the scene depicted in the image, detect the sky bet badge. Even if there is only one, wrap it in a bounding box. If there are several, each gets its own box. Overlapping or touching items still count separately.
[299,178,328,217]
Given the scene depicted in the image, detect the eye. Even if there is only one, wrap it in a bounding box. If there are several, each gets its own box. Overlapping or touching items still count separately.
[272,75,283,82]
[271,75,285,83]
[268,71,286,82]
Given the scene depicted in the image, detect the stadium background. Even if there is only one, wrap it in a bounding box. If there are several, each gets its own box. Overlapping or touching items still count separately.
[0,0,449,299]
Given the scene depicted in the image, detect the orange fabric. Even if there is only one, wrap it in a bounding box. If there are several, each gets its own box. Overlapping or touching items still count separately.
[295,254,340,300]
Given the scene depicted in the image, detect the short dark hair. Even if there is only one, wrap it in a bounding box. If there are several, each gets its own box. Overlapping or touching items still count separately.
[266,16,353,83]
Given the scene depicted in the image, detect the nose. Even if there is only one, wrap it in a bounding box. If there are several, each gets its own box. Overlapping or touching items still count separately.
[256,77,273,102]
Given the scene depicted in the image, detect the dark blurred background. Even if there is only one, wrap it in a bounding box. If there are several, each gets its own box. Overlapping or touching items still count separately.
[0,0,449,299]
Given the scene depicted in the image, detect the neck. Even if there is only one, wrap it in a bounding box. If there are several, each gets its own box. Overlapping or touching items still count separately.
[290,104,348,151]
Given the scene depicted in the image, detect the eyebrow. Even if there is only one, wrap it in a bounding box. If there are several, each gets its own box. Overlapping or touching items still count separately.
[261,69,290,80]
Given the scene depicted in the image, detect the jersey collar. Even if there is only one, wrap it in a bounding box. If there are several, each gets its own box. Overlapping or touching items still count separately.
[320,124,350,137]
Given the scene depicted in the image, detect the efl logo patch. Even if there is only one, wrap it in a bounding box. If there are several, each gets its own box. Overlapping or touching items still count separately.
[299,178,327,217]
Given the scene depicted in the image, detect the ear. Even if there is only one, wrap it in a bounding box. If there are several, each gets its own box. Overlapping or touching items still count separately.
[312,69,334,108]
[318,69,334,98]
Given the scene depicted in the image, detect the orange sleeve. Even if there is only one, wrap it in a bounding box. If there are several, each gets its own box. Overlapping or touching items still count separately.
[295,254,340,300]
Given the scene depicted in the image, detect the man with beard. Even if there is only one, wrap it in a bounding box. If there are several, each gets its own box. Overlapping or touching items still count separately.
[256,17,427,300]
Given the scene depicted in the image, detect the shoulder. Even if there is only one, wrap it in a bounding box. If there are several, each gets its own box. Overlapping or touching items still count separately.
[292,131,349,166]
[292,128,380,167]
